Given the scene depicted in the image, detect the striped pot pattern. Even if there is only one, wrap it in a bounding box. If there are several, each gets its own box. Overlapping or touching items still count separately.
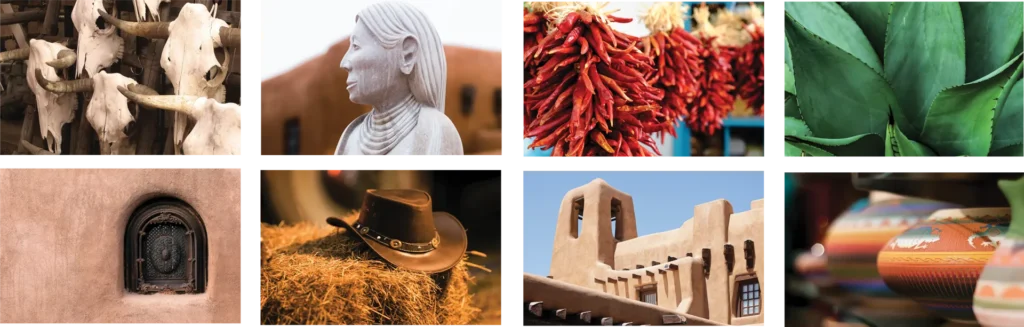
[877,208,1010,323]
[974,177,1024,327]
[823,194,958,296]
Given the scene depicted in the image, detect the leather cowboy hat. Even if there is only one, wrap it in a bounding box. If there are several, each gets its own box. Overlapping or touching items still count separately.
[326,189,468,273]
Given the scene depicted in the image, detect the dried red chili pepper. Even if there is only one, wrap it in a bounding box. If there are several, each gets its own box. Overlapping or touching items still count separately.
[684,5,736,136]
[641,14,703,140]
[733,26,765,116]
[524,3,664,156]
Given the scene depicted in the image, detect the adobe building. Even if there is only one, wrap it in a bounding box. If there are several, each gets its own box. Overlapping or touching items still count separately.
[0,169,240,323]
[524,178,764,325]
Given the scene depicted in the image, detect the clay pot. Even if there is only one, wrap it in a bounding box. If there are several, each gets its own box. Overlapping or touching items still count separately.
[877,208,1010,323]
[823,192,958,296]
[974,177,1024,326]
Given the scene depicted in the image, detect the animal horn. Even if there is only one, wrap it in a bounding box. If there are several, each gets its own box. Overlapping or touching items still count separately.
[0,48,30,62]
[219,27,241,48]
[20,140,55,155]
[35,68,93,93]
[46,50,77,69]
[118,84,199,117]
[97,9,170,39]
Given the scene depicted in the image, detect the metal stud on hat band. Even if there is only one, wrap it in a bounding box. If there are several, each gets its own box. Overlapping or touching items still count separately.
[353,222,439,254]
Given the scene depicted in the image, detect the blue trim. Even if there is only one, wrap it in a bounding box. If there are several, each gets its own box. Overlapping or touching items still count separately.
[524,138,554,156]
[723,117,765,128]
[674,124,692,156]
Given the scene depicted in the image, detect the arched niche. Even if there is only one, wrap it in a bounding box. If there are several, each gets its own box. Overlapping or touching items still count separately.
[124,198,208,294]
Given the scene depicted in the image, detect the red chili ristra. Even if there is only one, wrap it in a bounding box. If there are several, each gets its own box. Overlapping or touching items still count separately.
[642,27,703,140]
[524,8,665,156]
[684,32,736,136]
[733,23,764,116]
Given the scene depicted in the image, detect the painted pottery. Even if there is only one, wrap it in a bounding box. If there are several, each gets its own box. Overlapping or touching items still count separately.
[877,208,1010,323]
[974,177,1024,326]
[823,192,958,296]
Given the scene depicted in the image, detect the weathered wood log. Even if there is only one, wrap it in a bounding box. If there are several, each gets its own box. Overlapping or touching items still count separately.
[662,314,687,325]
[578,311,592,324]
[527,301,543,317]
[41,0,58,35]
[554,308,567,320]
[0,10,45,25]
[71,93,93,154]
[16,105,36,154]
[21,139,54,155]
[137,34,167,154]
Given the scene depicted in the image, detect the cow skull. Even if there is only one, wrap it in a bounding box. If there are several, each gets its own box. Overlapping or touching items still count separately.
[72,0,124,77]
[134,0,171,22]
[119,84,240,155]
[99,3,239,154]
[0,40,81,154]
[35,69,139,155]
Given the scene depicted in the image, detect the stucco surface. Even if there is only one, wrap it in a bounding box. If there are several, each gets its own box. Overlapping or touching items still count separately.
[0,169,240,323]
[545,179,763,325]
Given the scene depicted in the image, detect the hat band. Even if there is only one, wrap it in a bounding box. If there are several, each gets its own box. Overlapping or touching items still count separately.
[353,222,439,254]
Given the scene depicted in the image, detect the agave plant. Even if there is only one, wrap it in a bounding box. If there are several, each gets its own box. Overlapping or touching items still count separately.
[785,2,1023,156]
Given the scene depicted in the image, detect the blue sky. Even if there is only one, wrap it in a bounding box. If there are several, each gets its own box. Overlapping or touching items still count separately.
[523,171,764,276]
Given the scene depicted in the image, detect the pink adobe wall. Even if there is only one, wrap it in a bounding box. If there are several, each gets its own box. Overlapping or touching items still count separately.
[0,169,240,323]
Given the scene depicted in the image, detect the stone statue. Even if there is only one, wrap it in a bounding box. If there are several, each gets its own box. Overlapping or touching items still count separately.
[335,1,464,155]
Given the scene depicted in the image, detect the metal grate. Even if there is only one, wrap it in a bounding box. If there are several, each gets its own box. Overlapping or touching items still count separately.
[737,279,760,317]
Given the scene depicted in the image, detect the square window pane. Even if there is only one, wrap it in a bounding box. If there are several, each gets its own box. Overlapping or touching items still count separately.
[755,299,760,306]
[755,291,760,298]
[754,283,759,290]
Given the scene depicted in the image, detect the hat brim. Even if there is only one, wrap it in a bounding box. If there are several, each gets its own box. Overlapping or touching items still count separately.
[329,212,467,273]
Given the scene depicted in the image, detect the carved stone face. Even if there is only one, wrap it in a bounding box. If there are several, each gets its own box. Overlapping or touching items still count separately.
[339,21,409,106]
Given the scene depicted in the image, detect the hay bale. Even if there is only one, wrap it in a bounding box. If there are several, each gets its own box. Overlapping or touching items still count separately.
[261,222,479,325]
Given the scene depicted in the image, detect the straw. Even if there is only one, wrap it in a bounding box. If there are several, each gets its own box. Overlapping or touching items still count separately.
[260,219,479,324]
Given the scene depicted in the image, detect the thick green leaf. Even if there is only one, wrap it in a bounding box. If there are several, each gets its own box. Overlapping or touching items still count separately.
[1011,31,1019,58]
[786,13,893,139]
[784,93,800,118]
[785,142,807,156]
[839,2,892,59]
[785,117,812,137]
[885,2,966,139]
[786,133,885,156]
[920,55,1023,156]
[785,2,883,73]
[782,63,798,94]
[886,121,936,156]
[991,143,1024,158]
[785,31,792,67]
[787,141,835,156]
[961,2,1024,81]
[991,76,1023,156]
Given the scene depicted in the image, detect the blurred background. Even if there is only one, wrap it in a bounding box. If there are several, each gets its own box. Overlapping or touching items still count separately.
[261,0,501,155]
[785,173,1022,327]
[261,169,501,324]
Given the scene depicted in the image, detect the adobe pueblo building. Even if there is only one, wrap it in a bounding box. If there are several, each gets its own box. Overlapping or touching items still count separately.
[524,178,764,326]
